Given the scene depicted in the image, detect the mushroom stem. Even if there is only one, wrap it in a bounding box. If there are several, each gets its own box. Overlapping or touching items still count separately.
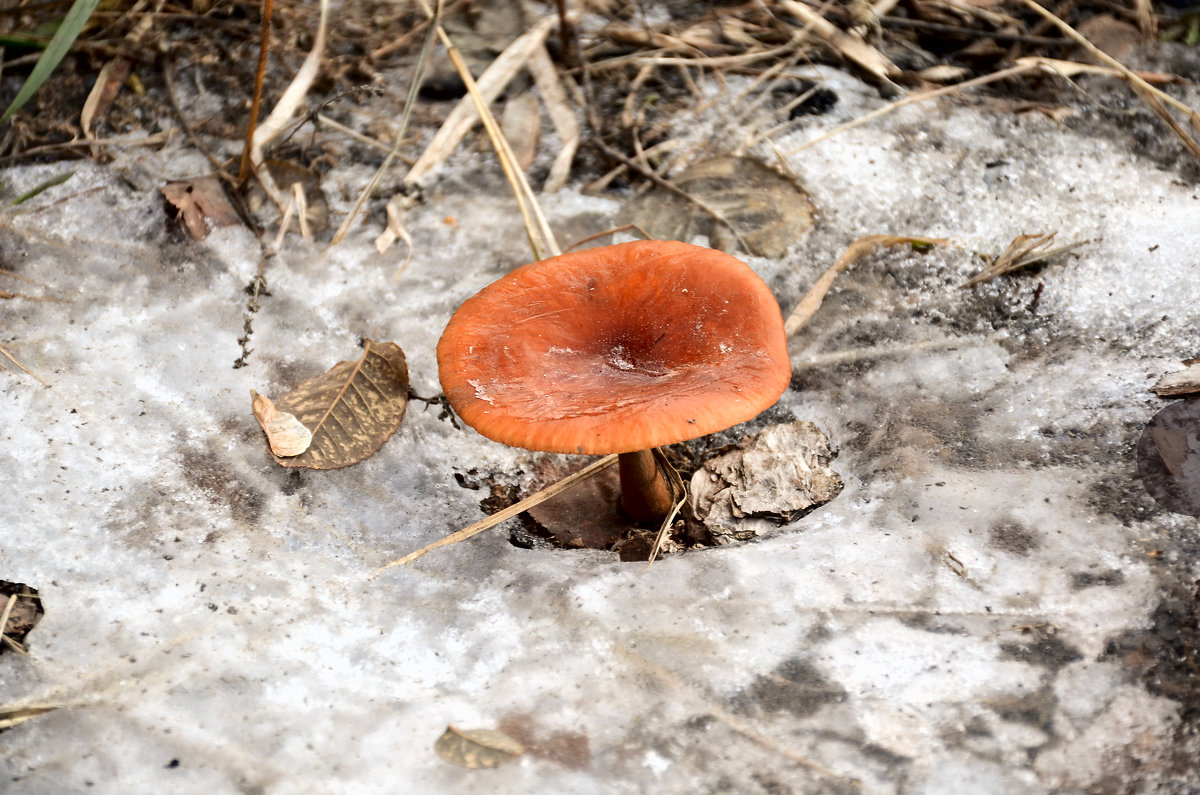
[618,449,674,523]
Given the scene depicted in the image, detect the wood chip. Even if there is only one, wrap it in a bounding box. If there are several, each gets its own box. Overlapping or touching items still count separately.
[1153,361,1200,397]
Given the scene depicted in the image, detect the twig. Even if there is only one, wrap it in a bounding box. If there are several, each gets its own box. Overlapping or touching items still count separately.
[238,0,275,183]
[563,224,652,253]
[880,16,1071,46]
[249,0,330,208]
[587,135,751,253]
[785,235,947,336]
[374,455,619,573]
[163,63,232,178]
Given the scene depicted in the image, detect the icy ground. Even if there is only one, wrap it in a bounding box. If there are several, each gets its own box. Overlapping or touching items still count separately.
[2,64,1199,793]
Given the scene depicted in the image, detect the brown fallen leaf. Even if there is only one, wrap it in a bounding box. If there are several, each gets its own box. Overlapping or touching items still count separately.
[434,725,525,769]
[251,391,314,457]
[1076,14,1141,62]
[254,340,410,470]
[161,177,241,241]
[690,422,843,544]
[80,57,132,141]
[626,155,816,258]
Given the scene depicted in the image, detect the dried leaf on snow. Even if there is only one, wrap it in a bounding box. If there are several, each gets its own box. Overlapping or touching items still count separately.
[253,340,410,470]
[690,422,843,544]
[251,391,314,457]
[161,177,241,241]
[626,155,815,258]
[434,725,525,769]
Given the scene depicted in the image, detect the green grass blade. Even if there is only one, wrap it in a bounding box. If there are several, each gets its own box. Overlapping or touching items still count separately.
[11,170,74,205]
[0,0,102,125]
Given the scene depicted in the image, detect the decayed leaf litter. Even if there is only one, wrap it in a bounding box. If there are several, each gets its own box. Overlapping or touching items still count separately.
[2,5,1200,795]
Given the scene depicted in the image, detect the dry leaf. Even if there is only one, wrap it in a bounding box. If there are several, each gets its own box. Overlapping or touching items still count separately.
[251,391,314,457]
[501,93,540,171]
[1077,14,1141,61]
[434,726,525,769]
[80,57,132,140]
[258,340,410,470]
[161,177,241,241]
[690,422,843,544]
[626,156,815,258]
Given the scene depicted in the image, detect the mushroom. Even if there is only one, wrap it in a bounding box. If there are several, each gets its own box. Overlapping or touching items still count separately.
[436,240,791,524]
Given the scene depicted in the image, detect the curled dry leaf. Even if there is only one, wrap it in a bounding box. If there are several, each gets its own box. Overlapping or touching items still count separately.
[690,422,843,544]
[161,177,241,241]
[251,391,314,457]
[626,155,815,258]
[254,340,410,470]
[434,725,525,769]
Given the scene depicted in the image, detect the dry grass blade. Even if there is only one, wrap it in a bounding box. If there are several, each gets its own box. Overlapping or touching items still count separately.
[407,5,560,258]
[330,0,442,246]
[404,17,555,185]
[961,231,1086,288]
[526,42,579,193]
[785,235,947,336]
[0,705,58,730]
[374,454,619,573]
[777,0,899,85]
[787,63,1037,154]
[645,448,688,568]
[0,343,49,386]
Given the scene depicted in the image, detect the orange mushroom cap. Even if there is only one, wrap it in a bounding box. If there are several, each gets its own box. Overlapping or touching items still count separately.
[437,240,791,455]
